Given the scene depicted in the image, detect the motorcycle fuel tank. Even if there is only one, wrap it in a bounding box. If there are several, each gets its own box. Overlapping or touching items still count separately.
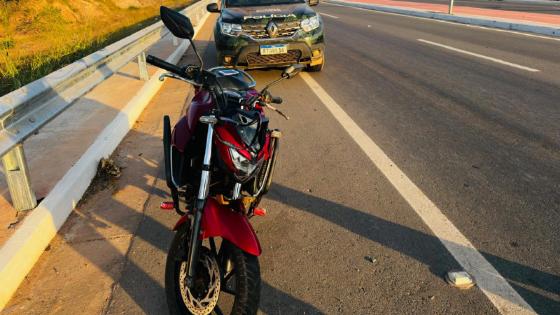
[172,89,214,153]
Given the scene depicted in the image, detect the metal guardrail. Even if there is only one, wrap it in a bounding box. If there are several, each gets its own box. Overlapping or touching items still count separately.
[0,0,211,211]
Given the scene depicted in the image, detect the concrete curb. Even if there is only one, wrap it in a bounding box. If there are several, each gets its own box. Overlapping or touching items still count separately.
[0,10,210,311]
[326,0,560,37]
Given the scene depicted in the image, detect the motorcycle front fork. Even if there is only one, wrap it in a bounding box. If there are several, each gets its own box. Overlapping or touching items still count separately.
[185,118,215,288]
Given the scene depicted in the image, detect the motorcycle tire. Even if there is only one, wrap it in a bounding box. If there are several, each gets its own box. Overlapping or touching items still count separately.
[166,225,261,315]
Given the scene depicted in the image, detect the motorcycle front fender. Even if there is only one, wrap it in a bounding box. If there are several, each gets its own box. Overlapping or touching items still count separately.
[173,198,262,256]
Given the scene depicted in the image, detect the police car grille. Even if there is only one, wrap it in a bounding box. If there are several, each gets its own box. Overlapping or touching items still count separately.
[242,21,301,39]
[246,50,301,66]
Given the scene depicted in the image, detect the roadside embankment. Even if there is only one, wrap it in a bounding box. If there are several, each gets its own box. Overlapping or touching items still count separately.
[0,0,194,96]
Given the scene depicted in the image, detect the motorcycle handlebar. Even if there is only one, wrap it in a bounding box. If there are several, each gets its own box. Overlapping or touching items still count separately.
[146,55,184,76]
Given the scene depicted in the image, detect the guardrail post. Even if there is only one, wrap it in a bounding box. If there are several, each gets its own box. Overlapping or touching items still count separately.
[137,52,149,81]
[2,144,37,211]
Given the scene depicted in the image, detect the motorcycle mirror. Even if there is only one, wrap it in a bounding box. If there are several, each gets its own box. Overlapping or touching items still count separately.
[282,64,305,79]
[261,64,306,93]
[207,3,220,13]
[160,6,195,39]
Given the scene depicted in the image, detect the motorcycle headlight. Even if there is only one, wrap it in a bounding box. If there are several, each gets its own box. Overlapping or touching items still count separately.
[220,21,243,36]
[301,15,320,33]
[229,148,258,176]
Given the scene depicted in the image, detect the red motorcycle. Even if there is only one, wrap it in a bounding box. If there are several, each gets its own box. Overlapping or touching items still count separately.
[147,7,303,315]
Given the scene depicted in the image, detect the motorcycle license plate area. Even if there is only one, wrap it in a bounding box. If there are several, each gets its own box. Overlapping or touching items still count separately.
[260,44,287,55]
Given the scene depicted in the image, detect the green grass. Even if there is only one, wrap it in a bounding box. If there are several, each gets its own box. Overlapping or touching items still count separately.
[0,0,193,97]
[1,41,101,94]
[0,18,155,94]
[0,3,79,93]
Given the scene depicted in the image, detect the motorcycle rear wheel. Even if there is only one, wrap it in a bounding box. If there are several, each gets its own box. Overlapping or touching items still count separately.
[166,225,261,315]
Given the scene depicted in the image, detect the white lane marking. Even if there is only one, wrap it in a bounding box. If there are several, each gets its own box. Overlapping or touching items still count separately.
[320,12,339,19]
[300,72,537,315]
[325,2,560,42]
[418,39,540,72]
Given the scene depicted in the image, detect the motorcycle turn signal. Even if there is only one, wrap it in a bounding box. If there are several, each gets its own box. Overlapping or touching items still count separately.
[253,208,267,216]
[160,201,175,210]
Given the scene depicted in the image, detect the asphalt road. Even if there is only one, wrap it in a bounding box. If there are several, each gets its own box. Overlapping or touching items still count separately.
[392,0,560,15]
[104,4,559,315]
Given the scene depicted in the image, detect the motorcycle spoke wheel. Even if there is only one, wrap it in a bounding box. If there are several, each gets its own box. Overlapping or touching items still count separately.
[178,248,221,315]
[166,227,261,315]
[213,241,260,314]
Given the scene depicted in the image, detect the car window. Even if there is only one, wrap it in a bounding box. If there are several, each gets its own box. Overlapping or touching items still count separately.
[225,0,306,7]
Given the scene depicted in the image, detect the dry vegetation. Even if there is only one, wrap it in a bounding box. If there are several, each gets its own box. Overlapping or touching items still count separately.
[0,0,193,96]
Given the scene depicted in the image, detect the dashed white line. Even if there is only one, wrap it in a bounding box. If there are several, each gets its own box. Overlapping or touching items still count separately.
[320,12,339,19]
[418,39,540,72]
[300,72,537,315]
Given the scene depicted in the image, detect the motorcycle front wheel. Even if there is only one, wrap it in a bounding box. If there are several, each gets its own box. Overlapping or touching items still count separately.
[166,225,261,315]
